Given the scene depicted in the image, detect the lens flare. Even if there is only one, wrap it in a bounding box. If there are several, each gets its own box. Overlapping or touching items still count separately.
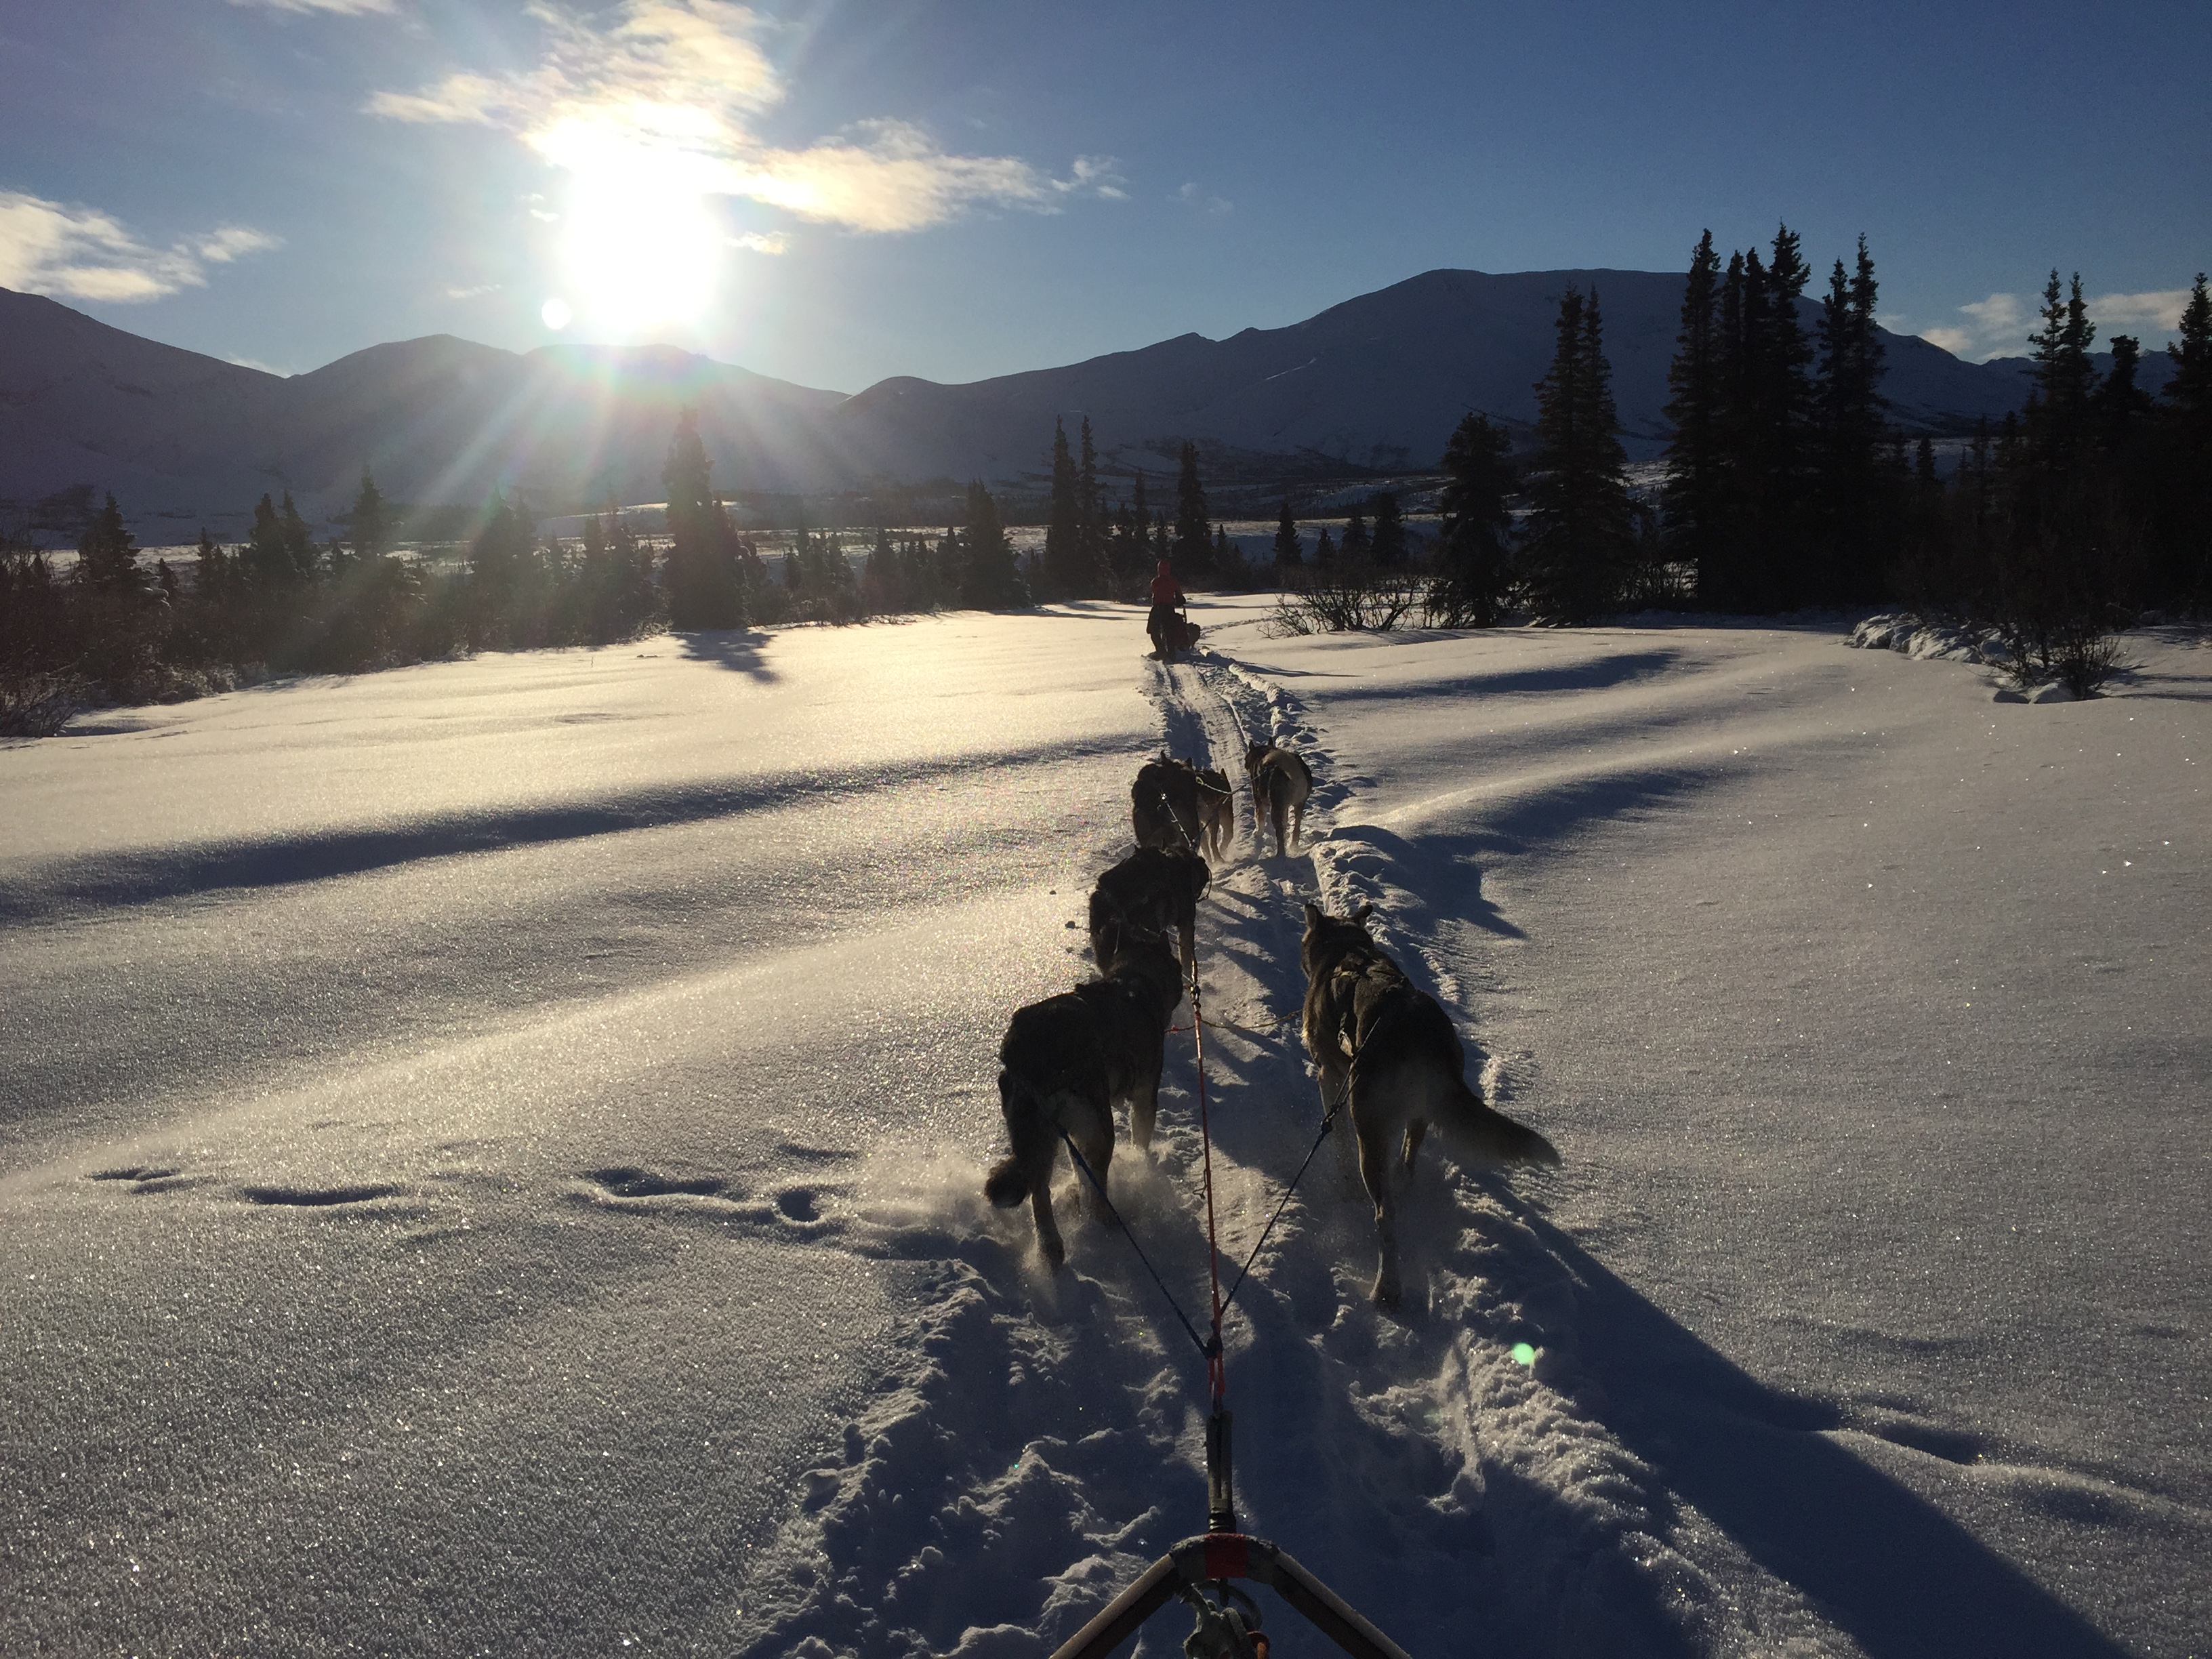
[1511,1343,1537,1367]
[541,297,573,330]
[541,119,726,337]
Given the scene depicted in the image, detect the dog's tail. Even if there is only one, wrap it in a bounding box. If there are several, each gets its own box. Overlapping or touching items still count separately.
[1436,1076,1561,1168]
[985,1067,1057,1208]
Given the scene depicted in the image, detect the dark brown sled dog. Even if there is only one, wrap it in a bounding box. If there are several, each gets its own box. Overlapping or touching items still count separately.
[1131,754,1204,853]
[985,930,1187,1269]
[1300,902,1559,1307]
[1088,846,1210,974]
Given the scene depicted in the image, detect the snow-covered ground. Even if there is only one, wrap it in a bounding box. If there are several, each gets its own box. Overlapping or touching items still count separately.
[3,602,2205,1658]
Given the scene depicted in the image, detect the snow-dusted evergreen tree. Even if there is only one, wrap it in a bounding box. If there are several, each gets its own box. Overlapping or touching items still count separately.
[1432,411,1515,626]
[1521,287,1634,623]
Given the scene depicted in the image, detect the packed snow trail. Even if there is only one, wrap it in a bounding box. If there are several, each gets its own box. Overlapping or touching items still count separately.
[3,600,2204,1657]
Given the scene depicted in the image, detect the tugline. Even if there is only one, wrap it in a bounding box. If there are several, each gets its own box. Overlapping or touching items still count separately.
[1046,775,1410,1659]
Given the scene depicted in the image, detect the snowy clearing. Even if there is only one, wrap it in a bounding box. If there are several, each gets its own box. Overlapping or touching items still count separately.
[2,602,2206,1658]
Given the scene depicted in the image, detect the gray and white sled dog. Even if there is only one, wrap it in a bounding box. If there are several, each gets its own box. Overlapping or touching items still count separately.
[1244,741,1313,857]
[1194,765,1235,861]
[1300,903,1559,1307]
[1132,754,1204,853]
[985,928,1187,1269]
[1088,846,1210,974]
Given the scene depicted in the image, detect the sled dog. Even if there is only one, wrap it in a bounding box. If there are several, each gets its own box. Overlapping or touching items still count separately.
[1194,766,1235,861]
[1300,903,1559,1307]
[1089,846,1210,974]
[1132,754,1204,853]
[985,931,1187,1269]
[1244,742,1313,857]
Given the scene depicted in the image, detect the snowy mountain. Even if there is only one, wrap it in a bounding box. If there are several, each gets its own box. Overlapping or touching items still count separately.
[1,272,2170,533]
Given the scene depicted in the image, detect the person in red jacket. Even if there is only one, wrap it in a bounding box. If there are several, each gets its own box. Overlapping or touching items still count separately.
[1147,560,1187,660]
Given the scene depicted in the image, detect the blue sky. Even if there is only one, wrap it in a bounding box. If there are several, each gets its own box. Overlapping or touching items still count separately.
[4,0,2207,390]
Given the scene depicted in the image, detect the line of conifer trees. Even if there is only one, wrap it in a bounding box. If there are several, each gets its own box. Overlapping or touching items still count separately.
[1030,424,1268,599]
[0,407,1064,728]
[1423,233,2210,632]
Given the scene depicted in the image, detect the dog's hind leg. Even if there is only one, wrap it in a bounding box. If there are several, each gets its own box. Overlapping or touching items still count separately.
[1071,1099,1118,1229]
[1029,1180,1066,1271]
[1354,1101,1404,1309]
[989,1069,1067,1269]
[1401,1118,1428,1176]
[1130,1044,1166,1151]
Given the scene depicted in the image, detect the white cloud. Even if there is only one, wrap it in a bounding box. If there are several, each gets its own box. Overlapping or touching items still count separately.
[1054,155,1127,200]
[729,230,787,254]
[1918,326,1977,358]
[443,283,501,300]
[1175,181,1232,216]
[2089,288,2192,331]
[230,0,398,14]
[367,0,1075,234]
[1958,291,2026,341]
[0,190,281,304]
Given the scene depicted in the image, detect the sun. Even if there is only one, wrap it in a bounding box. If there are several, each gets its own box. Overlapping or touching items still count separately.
[541,121,726,337]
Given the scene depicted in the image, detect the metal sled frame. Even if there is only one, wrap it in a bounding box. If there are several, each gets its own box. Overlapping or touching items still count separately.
[1050,1531,1410,1659]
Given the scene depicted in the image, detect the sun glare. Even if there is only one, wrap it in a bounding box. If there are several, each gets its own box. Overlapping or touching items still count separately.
[547,123,726,337]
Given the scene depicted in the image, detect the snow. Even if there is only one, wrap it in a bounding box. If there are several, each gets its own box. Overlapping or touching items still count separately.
[3,603,2206,1658]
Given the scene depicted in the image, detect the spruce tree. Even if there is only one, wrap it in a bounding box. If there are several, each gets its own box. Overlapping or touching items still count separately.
[1340,508,1370,560]
[1271,499,1302,579]
[1172,441,1212,579]
[1662,231,1725,583]
[1521,287,1635,622]
[279,493,319,581]
[1368,492,1406,566]
[350,469,390,562]
[661,409,743,628]
[1076,417,1105,585]
[2158,274,2212,602]
[960,480,1021,608]
[243,494,293,588]
[1313,525,1336,567]
[1751,225,1816,607]
[77,493,145,594]
[1043,418,1084,597]
[1813,236,1889,601]
[1434,412,1515,626]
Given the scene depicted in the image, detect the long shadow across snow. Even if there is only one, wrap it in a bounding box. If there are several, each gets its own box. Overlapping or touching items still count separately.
[1492,1193,2134,1659]
[1242,647,1689,702]
[0,734,1138,924]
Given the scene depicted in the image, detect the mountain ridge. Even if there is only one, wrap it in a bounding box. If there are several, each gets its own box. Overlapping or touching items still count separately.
[0,271,2171,535]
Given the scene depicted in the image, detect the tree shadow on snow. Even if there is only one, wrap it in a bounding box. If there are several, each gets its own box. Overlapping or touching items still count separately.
[674,628,777,681]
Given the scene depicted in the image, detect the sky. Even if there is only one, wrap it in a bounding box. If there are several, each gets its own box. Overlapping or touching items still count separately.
[3,0,2208,392]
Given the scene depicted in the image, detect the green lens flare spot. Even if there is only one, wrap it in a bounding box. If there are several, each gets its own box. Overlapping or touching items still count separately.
[1511,1343,1537,1367]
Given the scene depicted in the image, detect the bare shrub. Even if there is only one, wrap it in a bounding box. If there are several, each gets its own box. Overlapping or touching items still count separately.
[1271,562,1427,634]
[0,670,92,737]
